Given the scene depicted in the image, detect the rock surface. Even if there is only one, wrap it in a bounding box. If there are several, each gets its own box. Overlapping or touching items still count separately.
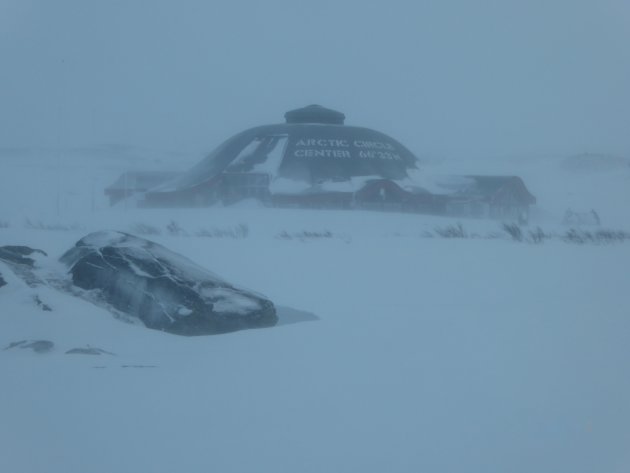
[0,271,5,288]
[0,246,47,267]
[66,347,115,355]
[60,231,277,335]
[4,340,54,353]
[0,245,48,287]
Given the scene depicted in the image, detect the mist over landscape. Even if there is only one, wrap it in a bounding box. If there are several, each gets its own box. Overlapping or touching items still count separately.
[1,1,629,473]
[2,0,629,158]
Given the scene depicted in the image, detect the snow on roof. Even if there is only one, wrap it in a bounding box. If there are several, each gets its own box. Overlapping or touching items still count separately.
[395,170,474,195]
[230,138,264,168]
[251,136,288,175]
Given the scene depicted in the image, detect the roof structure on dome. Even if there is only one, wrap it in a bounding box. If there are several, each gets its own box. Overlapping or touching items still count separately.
[284,104,346,125]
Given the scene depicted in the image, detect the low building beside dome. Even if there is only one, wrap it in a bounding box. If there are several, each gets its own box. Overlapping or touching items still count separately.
[104,171,181,206]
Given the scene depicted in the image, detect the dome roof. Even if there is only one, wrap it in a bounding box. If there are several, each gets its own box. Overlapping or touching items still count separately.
[156,105,419,194]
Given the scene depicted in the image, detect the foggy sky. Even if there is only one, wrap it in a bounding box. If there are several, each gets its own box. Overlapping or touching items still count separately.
[1,0,629,159]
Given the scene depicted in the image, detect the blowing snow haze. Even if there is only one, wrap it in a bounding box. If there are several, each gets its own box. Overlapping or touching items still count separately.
[3,3,630,473]
[1,0,629,158]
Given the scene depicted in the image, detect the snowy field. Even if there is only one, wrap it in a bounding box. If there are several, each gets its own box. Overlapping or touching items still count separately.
[1,151,630,473]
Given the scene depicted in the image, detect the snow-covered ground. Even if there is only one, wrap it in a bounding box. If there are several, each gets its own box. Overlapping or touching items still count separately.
[1,150,630,473]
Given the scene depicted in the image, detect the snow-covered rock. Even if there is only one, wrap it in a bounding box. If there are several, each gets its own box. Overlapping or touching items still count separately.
[4,340,55,354]
[0,245,47,268]
[0,245,48,287]
[59,231,277,335]
[65,346,115,355]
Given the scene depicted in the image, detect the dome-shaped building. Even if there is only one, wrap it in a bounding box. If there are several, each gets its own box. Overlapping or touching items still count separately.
[143,105,423,209]
[138,105,536,219]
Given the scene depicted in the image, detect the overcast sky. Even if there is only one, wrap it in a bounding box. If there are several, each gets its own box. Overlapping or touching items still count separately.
[1,0,629,159]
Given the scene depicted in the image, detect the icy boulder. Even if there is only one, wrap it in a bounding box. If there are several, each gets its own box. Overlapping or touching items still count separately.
[60,231,277,335]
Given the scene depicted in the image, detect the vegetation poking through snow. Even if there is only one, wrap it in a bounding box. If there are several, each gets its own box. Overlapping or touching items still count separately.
[502,223,523,242]
[130,221,249,239]
[423,223,629,245]
[563,228,630,244]
[195,223,249,239]
[276,230,348,242]
[434,223,467,238]
[528,227,550,244]
[166,220,187,236]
